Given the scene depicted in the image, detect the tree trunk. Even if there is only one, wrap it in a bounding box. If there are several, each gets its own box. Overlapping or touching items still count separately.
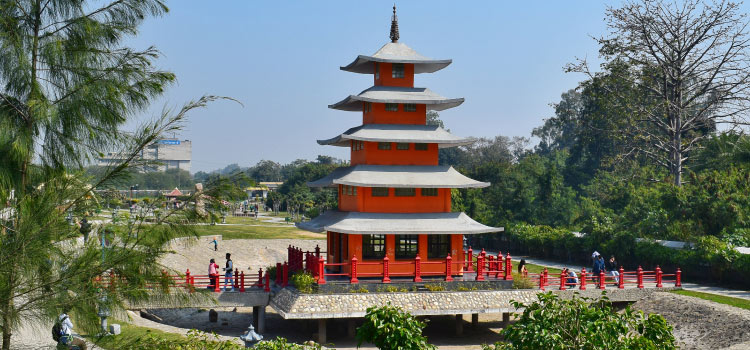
[1,270,15,350]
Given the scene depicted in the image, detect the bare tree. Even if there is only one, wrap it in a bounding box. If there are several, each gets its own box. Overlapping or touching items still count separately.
[572,0,750,185]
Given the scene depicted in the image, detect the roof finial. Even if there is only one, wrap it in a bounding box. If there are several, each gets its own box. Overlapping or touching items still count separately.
[390,4,399,43]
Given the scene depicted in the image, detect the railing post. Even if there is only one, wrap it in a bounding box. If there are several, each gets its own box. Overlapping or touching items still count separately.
[414,256,422,282]
[463,250,468,270]
[488,255,495,278]
[539,271,545,290]
[276,262,282,285]
[315,244,321,258]
[467,247,474,272]
[382,256,391,283]
[317,259,326,285]
[264,272,270,292]
[234,268,239,290]
[656,265,663,288]
[598,271,606,290]
[496,253,503,278]
[559,271,567,290]
[283,262,289,287]
[350,256,359,284]
[287,245,292,267]
[504,253,513,280]
[675,267,682,287]
[542,268,548,288]
[445,254,453,282]
[637,266,644,289]
[185,269,191,290]
[240,271,246,292]
[475,253,485,281]
[618,266,625,289]
[258,268,263,285]
[580,268,586,290]
[214,272,221,292]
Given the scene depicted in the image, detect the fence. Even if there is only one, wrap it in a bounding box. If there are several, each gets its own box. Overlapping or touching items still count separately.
[526,265,682,291]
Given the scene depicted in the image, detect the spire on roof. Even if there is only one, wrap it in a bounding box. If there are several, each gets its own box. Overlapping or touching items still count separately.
[390,4,399,43]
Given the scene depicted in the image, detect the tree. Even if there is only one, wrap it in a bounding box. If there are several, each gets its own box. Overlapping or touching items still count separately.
[483,292,676,350]
[356,303,436,350]
[572,0,750,186]
[248,160,282,182]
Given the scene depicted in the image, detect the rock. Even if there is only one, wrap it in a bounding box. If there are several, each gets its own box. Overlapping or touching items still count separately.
[109,324,121,335]
[208,309,218,323]
[140,310,163,322]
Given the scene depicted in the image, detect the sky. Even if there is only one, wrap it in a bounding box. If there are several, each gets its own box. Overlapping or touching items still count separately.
[126,1,617,173]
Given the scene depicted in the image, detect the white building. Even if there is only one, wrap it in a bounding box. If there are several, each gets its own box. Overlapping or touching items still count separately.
[98,139,192,173]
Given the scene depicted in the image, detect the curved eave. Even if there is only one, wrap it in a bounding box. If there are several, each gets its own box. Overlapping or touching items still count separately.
[296,211,503,235]
[307,165,489,189]
[341,55,452,74]
[329,95,464,112]
[317,124,476,149]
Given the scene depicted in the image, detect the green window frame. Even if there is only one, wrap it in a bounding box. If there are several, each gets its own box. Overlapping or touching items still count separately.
[392,63,405,78]
[421,188,438,196]
[396,143,409,150]
[385,103,399,112]
[372,187,389,197]
[404,103,417,112]
[378,142,392,150]
[394,188,416,197]
[415,143,429,151]
[363,234,385,259]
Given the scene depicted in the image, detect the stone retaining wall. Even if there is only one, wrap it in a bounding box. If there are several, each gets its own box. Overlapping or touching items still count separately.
[126,290,269,309]
[271,287,678,319]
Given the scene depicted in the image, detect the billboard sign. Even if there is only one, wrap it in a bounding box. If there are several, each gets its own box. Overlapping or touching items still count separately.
[159,140,181,145]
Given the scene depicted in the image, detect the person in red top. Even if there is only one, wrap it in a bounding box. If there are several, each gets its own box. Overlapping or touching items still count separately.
[208,258,219,289]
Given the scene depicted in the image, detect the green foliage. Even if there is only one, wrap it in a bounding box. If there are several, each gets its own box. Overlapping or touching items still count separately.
[356,303,436,350]
[290,271,316,293]
[670,290,750,311]
[253,337,323,350]
[422,283,445,292]
[101,329,245,349]
[512,275,535,289]
[349,287,369,293]
[483,292,676,350]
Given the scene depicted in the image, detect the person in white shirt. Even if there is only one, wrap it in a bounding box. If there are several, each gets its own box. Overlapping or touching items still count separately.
[57,312,87,350]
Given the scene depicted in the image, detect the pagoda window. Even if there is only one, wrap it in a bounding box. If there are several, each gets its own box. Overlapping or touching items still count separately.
[394,188,416,197]
[364,102,372,113]
[353,186,358,195]
[396,143,409,150]
[375,63,380,80]
[404,104,417,112]
[378,142,392,150]
[385,103,398,112]
[395,234,418,259]
[372,187,389,197]
[427,235,450,259]
[421,188,438,196]
[392,63,405,78]
[415,143,429,151]
[363,234,385,259]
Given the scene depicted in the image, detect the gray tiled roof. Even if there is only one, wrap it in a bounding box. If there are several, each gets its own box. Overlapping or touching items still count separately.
[329,86,464,111]
[341,42,452,74]
[296,211,503,235]
[317,124,475,148]
[307,165,489,188]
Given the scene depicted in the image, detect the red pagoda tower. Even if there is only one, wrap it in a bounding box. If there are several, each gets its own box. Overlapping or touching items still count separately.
[298,6,502,279]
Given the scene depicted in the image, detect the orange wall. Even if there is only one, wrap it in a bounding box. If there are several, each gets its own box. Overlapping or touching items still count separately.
[338,184,363,211]
[358,187,451,213]
[363,103,426,125]
[374,62,414,87]
[351,141,437,166]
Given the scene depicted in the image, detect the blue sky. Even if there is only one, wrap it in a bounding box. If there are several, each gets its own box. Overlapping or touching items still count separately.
[128,1,616,172]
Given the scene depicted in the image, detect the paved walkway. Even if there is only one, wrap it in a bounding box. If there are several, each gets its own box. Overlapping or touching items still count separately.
[511,255,750,300]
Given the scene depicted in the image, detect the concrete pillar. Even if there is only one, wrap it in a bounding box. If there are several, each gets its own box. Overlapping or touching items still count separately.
[257,306,266,333]
[347,319,357,338]
[252,306,259,329]
[318,318,327,344]
[455,314,464,336]
[471,313,479,327]
[502,312,510,328]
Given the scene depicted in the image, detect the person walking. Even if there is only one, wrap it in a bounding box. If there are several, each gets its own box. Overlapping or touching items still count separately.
[223,253,234,292]
[608,256,620,286]
[592,254,604,284]
[56,311,87,350]
[208,258,219,290]
[211,237,218,251]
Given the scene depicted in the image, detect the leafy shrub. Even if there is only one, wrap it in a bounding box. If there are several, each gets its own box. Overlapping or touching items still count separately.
[350,287,369,293]
[482,292,676,350]
[290,271,316,293]
[254,337,322,349]
[512,275,535,289]
[265,265,277,281]
[356,303,436,350]
[124,329,245,349]
[423,283,445,292]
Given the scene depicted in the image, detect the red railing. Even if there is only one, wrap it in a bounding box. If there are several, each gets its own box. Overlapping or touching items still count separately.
[526,265,682,291]
[95,267,272,293]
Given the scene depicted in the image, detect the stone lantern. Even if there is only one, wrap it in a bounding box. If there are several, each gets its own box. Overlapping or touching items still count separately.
[239,324,263,347]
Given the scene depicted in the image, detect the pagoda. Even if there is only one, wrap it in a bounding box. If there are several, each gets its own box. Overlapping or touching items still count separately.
[298,6,502,279]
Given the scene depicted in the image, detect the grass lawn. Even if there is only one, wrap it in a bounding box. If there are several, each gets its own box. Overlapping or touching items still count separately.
[670,289,750,311]
[223,216,281,225]
[90,323,186,349]
[524,262,562,275]
[194,224,324,240]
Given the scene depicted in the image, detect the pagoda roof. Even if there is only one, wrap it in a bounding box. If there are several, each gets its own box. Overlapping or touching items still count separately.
[329,86,464,112]
[317,124,475,148]
[297,210,503,235]
[307,165,489,189]
[165,188,182,197]
[341,42,452,74]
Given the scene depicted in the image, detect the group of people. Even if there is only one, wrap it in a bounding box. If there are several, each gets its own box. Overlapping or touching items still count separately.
[592,251,620,285]
[208,253,235,292]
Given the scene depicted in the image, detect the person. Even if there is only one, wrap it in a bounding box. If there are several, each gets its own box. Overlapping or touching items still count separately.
[608,256,620,286]
[567,268,579,286]
[223,253,234,292]
[208,258,219,290]
[211,237,218,251]
[592,254,603,284]
[517,259,528,276]
[57,311,87,350]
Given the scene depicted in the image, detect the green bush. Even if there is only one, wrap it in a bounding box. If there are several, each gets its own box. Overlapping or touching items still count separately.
[512,275,535,289]
[253,337,322,349]
[423,283,445,292]
[265,265,277,282]
[483,292,676,350]
[356,303,436,350]
[290,271,316,293]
